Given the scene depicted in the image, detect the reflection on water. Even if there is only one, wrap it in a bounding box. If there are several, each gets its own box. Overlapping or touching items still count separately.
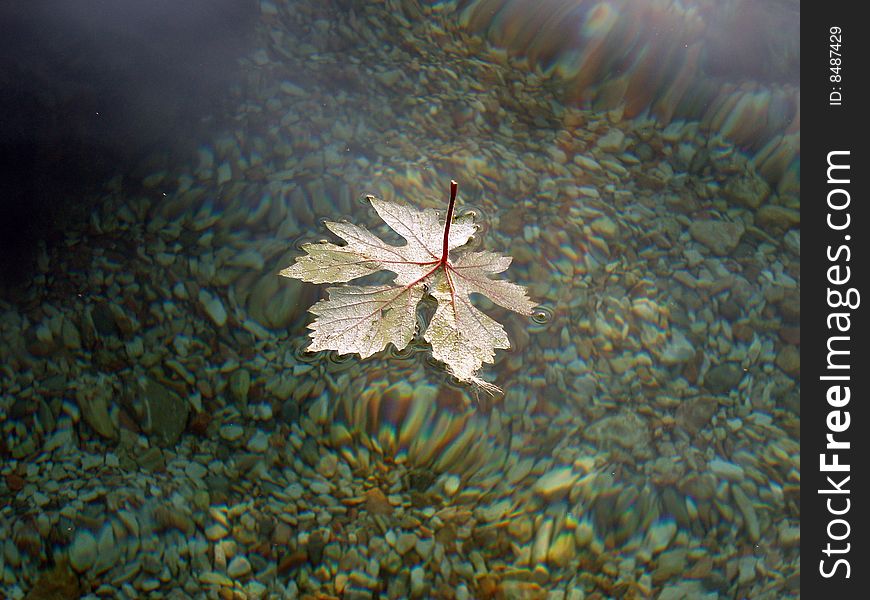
[0,0,798,598]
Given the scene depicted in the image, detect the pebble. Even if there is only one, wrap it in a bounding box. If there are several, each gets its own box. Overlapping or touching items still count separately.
[227,555,252,578]
[69,530,98,573]
[185,461,208,479]
[443,474,460,496]
[216,162,233,185]
[140,578,161,592]
[142,378,189,448]
[246,430,270,453]
[732,485,761,542]
[597,129,625,152]
[756,205,800,233]
[220,424,245,442]
[659,330,695,365]
[414,537,434,560]
[286,482,304,500]
[395,533,418,556]
[532,466,579,500]
[547,532,576,567]
[775,344,800,376]
[689,219,745,255]
[738,555,757,584]
[198,289,228,327]
[229,369,251,404]
[409,565,425,597]
[724,171,770,209]
[317,452,339,478]
[645,518,677,554]
[205,524,229,541]
[704,362,743,393]
[574,154,602,171]
[709,458,745,481]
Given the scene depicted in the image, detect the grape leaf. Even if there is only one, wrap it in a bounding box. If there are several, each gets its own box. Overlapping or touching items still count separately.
[280,180,535,391]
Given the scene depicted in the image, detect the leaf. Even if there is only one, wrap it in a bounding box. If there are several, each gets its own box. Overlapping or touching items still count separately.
[280,180,535,391]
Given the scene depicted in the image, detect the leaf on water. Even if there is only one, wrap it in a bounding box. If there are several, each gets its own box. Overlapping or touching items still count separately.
[280,180,535,391]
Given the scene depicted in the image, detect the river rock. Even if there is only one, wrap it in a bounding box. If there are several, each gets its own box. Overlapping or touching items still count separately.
[724,171,770,209]
[756,205,800,234]
[689,219,745,255]
[704,362,742,393]
[142,378,189,447]
[69,530,97,573]
[775,344,800,377]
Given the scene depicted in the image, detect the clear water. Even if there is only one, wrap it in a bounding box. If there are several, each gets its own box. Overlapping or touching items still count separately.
[0,1,799,598]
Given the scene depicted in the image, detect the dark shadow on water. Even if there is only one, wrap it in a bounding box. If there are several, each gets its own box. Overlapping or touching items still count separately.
[0,0,258,291]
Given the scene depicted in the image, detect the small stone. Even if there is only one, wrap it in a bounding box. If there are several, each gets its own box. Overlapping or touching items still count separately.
[737,555,757,585]
[547,532,576,567]
[93,524,119,574]
[724,172,770,209]
[680,474,716,500]
[659,330,696,365]
[142,378,189,448]
[316,453,339,478]
[532,466,579,500]
[410,565,425,597]
[414,537,434,560]
[77,387,117,440]
[246,430,270,453]
[645,518,677,554]
[574,519,594,548]
[652,549,687,584]
[69,530,97,573]
[635,142,654,162]
[364,488,393,516]
[676,396,718,435]
[220,424,245,442]
[704,362,742,393]
[206,524,229,541]
[508,515,534,544]
[779,526,800,548]
[216,162,233,185]
[574,154,602,172]
[590,216,617,238]
[135,447,165,472]
[286,482,304,500]
[756,205,800,234]
[309,480,330,495]
[443,474,461,496]
[689,219,745,255]
[229,369,251,404]
[185,461,208,479]
[732,485,761,542]
[395,533,418,556]
[778,289,800,322]
[586,410,650,450]
[61,319,82,350]
[597,129,625,153]
[307,532,326,565]
[246,580,268,600]
[709,458,745,481]
[227,555,252,578]
[775,344,800,377]
[198,289,228,327]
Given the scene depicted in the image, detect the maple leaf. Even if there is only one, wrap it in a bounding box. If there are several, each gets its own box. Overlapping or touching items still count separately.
[280,180,535,391]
